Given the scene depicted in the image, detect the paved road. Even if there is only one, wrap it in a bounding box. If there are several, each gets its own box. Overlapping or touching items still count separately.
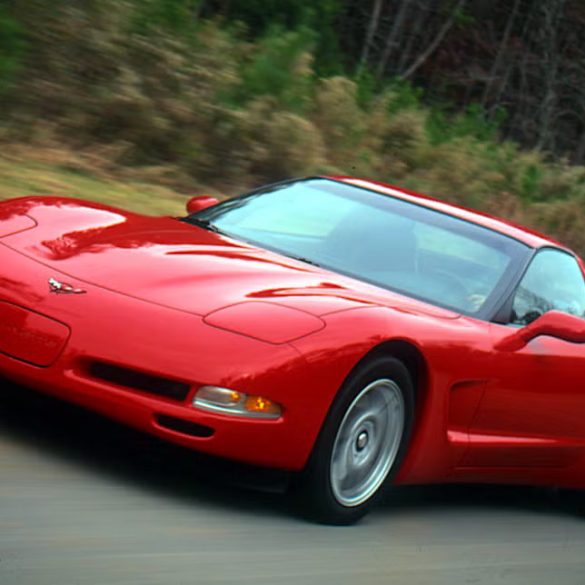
[1,381,584,585]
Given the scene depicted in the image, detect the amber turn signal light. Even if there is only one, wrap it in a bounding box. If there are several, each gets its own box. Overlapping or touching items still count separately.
[193,386,282,419]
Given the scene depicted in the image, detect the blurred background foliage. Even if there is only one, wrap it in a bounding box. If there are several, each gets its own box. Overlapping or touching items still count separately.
[0,0,585,255]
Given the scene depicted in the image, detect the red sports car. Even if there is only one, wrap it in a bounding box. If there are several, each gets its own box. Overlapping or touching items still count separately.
[1,177,585,524]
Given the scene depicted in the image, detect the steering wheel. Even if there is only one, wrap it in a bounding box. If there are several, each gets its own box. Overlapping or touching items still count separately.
[427,269,471,309]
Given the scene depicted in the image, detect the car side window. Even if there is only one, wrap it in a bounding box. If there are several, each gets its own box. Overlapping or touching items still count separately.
[511,248,585,325]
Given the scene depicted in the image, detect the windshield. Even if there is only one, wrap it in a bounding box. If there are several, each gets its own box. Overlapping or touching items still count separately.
[186,179,529,315]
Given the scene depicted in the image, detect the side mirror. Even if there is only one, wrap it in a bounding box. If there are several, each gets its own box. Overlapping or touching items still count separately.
[495,310,585,352]
[186,195,220,214]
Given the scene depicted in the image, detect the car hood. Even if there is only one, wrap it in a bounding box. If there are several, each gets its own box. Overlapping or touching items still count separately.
[1,198,460,319]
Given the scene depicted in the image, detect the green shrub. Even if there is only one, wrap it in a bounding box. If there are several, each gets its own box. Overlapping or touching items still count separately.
[236,26,316,112]
[427,103,504,145]
[0,7,25,93]
[131,0,204,35]
[385,80,425,113]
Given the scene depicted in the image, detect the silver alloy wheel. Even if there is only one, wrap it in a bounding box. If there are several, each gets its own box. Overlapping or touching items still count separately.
[330,378,405,507]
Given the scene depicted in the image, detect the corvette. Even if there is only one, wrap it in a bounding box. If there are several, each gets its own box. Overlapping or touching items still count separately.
[1,176,585,524]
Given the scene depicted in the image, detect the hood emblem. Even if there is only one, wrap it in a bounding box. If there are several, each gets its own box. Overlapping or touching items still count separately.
[48,277,87,295]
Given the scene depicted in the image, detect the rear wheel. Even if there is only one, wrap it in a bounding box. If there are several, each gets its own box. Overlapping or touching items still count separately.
[294,356,415,525]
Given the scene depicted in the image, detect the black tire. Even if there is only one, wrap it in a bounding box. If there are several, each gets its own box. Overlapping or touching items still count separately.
[292,355,415,525]
[558,489,585,516]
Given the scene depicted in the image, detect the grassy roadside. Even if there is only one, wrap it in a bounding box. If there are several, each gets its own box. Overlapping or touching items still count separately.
[0,148,192,216]
[1,146,584,261]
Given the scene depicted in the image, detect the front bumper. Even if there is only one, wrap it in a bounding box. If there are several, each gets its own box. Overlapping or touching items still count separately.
[0,244,320,471]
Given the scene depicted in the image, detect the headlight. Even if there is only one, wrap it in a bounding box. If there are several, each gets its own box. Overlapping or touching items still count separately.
[193,386,282,419]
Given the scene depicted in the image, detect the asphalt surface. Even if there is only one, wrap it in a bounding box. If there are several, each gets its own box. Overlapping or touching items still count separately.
[1,381,585,585]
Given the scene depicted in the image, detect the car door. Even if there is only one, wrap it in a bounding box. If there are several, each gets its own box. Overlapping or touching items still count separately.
[466,247,585,468]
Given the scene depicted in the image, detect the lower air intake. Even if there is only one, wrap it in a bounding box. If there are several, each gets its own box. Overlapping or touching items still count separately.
[155,414,214,438]
[88,362,190,402]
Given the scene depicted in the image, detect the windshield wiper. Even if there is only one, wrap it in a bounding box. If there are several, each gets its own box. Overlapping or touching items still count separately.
[184,217,224,235]
[284,254,322,268]
[183,218,322,267]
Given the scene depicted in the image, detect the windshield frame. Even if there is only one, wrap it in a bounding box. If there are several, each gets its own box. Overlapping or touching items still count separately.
[183,177,534,321]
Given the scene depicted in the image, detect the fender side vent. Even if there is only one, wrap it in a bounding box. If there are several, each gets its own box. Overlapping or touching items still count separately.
[155,414,214,438]
[88,362,190,402]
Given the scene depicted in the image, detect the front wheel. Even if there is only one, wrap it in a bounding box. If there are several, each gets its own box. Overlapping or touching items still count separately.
[293,356,415,525]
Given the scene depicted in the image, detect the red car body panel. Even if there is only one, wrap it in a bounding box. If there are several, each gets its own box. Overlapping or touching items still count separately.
[1,179,585,490]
